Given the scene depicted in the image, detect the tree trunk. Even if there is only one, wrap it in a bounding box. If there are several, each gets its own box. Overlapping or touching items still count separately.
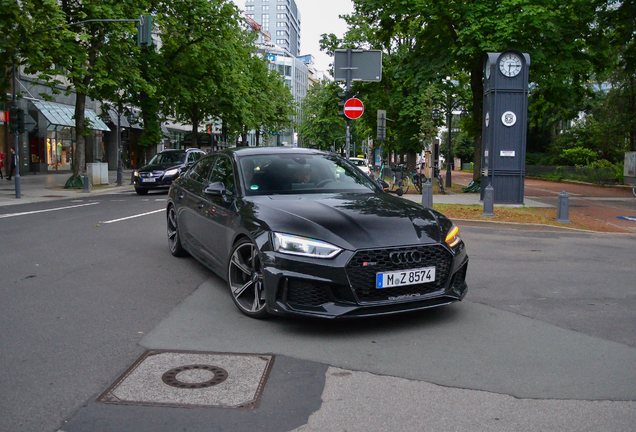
[255,126,261,146]
[73,92,87,177]
[470,62,484,181]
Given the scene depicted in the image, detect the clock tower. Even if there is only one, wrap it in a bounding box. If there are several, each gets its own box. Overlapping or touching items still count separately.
[481,50,530,204]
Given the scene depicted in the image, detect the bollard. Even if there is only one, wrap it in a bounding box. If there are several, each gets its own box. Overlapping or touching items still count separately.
[82,175,90,193]
[482,183,495,217]
[556,189,571,223]
[421,178,433,209]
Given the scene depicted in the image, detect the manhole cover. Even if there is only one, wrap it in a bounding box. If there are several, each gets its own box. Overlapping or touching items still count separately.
[98,350,274,409]
[162,364,228,389]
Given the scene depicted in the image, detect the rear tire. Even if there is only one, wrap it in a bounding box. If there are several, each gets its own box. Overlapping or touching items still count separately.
[167,205,188,257]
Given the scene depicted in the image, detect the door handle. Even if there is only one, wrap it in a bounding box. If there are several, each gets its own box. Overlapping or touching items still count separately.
[197,202,204,209]
[177,193,184,200]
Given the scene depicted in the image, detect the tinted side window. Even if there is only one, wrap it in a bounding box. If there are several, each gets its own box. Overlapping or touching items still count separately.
[188,151,203,164]
[189,156,216,184]
[210,156,235,194]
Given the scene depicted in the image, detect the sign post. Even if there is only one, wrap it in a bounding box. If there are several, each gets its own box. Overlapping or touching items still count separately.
[334,49,382,159]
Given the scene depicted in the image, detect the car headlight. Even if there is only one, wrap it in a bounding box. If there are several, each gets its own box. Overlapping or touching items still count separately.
[445,223,461,248]
[273,233,342,259]
[164,168,179,177]
[133,170,139,177]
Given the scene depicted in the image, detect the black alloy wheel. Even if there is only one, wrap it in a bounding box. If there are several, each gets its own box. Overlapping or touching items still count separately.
[228,239,268,318]
[167,205,188,257]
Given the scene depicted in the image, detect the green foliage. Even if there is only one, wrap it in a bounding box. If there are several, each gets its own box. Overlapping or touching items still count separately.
[298,80,346,150]
[324,0,605,179]
[559,147,597,166]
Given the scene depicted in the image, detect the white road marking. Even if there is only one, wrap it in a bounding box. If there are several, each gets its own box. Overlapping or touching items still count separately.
[100,209,164,224]
[0,202,100,219]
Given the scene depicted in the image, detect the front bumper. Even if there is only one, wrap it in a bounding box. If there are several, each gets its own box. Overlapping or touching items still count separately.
[133,173,178,189]
[262,243,468,319]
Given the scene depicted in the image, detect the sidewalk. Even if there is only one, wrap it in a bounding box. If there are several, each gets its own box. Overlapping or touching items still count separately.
[402,170,636,233]
[0,169,135,207]
[2,168,635,233]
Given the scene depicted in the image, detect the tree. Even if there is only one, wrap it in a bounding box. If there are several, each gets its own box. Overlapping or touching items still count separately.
[159,0,253,148]
[27,0,146,180]
[0,0,65,95]
[323,0,605,180]
[298,80,346,150]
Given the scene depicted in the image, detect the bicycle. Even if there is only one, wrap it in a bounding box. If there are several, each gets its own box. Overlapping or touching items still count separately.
[433,166,445,194]
[390,164,411,194]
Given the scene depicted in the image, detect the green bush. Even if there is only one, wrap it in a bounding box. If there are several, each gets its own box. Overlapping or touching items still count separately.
[560,147,597,166]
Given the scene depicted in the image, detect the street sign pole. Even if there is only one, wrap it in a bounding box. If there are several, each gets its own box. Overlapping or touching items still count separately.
[345,49,352,159]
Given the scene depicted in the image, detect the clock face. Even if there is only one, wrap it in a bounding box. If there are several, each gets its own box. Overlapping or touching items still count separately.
[499,53,522,77]
[485,57,491,79]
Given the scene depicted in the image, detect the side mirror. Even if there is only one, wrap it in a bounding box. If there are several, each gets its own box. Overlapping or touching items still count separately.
[204,181,226,196]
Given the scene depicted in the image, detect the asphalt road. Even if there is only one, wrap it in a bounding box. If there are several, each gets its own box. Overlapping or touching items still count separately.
[0,191,634,432]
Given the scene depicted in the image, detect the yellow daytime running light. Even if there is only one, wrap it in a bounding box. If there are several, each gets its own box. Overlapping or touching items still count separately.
[445,225,460,247]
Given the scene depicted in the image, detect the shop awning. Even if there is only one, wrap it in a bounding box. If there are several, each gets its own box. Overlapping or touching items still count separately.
[33,100,110,131]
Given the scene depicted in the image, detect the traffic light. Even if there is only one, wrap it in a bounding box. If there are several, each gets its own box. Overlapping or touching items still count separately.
[17,108,25,134]
[337,91,350,119]
[9,106,19,133]
[137,15,153,47]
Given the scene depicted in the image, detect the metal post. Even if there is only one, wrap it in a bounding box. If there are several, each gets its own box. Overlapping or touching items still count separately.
[345,49,352,160]
[421,178,433,209]
[482,183,495,217]
[556,189,571,223]
[446,94,452,189]
[116,104,123,186]
[12,59,21,198]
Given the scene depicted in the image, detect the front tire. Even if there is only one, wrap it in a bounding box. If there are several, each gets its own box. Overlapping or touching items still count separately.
[228,239,268,319]
[167,205,188,257]
[135,187,149,195]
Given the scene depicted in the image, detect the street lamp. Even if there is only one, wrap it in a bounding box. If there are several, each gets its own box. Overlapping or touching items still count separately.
[431,80,468,188]
[101,102,125,186]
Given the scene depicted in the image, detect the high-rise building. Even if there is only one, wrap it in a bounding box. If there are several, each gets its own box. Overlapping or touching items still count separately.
[244,0,301,56]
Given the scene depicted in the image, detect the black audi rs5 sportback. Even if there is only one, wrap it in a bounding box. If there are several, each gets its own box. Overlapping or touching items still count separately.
[166,147,468,319]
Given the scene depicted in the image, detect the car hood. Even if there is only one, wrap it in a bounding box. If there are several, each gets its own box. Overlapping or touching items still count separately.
[242,192,443,251]
[138,163,181,172]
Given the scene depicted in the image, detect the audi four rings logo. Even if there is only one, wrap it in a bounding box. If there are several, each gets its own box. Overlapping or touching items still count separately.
[389,251,422,264]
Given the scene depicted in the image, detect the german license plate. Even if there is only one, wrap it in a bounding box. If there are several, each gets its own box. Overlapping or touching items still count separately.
[142,178,156,183]
[376,267,435,289]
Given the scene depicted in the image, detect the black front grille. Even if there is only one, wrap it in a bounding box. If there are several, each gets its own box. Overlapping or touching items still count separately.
[346,245,453,303]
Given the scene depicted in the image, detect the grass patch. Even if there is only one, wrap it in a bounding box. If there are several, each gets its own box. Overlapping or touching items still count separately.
[433,204,622,233]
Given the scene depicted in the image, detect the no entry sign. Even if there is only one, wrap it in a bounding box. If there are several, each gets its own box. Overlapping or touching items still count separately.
[344,98,364,120]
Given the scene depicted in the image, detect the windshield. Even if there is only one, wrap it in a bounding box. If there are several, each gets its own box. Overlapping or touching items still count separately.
[350,159,367,167]
[239,153,381,196]
[148,152,186,165]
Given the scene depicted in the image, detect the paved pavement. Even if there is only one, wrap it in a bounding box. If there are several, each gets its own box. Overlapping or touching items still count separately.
[0,169,136,207]
[2,168,635,431]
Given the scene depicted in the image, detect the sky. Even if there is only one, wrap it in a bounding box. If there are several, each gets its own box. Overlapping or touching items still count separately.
[232,0,355,72]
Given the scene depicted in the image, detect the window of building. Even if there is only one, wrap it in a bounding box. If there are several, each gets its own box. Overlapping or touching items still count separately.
[276,13,287,19]
[262,5,269,10]
[277,5,287,10]
[245,5,254,10]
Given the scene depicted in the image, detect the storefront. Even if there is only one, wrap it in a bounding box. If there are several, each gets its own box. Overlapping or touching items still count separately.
[31,101,110,172]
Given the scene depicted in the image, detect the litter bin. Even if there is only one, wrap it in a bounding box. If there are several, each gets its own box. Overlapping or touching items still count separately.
[87,162,109,185]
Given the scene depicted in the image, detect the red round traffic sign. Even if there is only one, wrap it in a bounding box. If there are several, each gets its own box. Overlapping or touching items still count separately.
[344,98,364,120]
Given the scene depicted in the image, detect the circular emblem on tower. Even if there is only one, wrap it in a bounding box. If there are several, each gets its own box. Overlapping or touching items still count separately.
[501,111,517,127]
